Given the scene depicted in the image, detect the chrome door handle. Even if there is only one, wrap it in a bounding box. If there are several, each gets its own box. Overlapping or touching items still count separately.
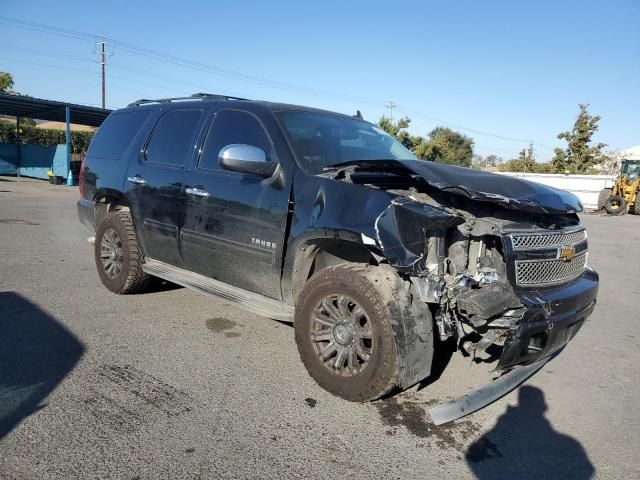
[186,187,210,198]
[127,176,147,185]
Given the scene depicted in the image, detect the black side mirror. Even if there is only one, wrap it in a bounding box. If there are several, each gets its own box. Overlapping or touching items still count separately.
[218,144,276,177]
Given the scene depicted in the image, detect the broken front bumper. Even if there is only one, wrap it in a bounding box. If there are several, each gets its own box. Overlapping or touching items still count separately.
[497,266,598,370]
[429,267,598,425]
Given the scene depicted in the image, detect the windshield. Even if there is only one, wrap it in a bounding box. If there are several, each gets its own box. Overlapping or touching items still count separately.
[276,111,416,174]
[622,160,640,178]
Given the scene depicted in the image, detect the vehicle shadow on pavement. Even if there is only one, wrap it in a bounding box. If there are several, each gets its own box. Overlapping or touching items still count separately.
[0,292,84,440]
[143,278,184,294]
[465,386,594,479]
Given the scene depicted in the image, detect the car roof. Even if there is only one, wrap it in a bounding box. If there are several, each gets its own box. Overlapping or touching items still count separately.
[121,94,361,120]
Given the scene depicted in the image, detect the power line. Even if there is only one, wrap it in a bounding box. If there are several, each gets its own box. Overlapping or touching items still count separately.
[0,56,188,98]
[0,43,94,64]
[0,15,557,151]
[0,17,386,107]
[395,105,555,150]
[0,44,209,94]
[2,54,546,155]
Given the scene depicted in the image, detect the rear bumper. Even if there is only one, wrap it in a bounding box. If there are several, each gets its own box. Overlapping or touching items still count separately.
[77,199,95,232]
[497,267,599,370]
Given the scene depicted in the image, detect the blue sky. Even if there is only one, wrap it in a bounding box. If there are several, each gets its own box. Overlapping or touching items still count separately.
[0,0,638,160]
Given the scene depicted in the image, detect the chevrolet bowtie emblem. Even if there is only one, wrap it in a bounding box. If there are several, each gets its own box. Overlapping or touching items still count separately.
[559,245,576,262]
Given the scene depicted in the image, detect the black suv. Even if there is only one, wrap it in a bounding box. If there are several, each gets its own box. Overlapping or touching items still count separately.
[78,93,598,424]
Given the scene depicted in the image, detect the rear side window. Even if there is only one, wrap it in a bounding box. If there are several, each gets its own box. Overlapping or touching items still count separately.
[88,110,151,160]
[198,110,271,171]
[145,109,203,167]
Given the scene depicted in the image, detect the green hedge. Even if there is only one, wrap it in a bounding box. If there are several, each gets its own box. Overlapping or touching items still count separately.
[0,122,94,154]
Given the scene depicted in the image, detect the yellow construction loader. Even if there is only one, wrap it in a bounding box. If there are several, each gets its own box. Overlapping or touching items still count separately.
[598,160,640,215]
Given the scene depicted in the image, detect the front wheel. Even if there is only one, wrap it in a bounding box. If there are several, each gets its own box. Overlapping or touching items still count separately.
[294,264,401,402]
[94,210,151,294]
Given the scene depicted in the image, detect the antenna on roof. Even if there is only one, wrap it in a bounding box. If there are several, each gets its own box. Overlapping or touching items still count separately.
[354,110,363,119]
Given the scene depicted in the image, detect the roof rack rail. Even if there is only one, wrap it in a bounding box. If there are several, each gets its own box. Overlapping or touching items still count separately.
[128,93,249,107]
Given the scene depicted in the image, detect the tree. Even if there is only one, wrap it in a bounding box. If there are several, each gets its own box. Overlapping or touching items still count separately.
[484,154,502,168]
[498,147,554,173]
[471,154,503,170]
[414,127,474,167]
[517,143,536,172]
[378,116,423,150]
[471,154,485,169]
[551,104,609,174]
[377,116,475,167]
[0,71,35,126]
[19,117,36,127]
[0,72,16,94]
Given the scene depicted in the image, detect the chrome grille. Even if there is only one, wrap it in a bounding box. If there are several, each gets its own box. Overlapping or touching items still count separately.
[511,229,586,250]
[515,253,587,286]
[509,227,588,286]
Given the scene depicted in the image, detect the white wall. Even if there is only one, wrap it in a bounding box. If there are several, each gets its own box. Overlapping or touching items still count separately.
[497,172,614,208]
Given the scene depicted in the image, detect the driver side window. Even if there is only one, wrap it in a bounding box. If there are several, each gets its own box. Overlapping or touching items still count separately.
[198,110,272,171]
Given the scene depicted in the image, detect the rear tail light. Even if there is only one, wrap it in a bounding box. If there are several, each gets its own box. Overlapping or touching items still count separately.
[79,157,86,198]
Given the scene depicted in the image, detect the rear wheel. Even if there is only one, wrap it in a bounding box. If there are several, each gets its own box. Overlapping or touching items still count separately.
[603,195,627,215]
[597,188,612,210]
[294,264,400,402]
[94,210,151,294]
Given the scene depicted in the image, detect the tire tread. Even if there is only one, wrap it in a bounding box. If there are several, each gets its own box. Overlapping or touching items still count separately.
[95,210,150,294]
[294,263,401,402]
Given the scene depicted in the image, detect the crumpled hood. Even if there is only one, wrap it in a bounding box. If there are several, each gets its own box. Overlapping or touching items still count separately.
[353,160,582,215]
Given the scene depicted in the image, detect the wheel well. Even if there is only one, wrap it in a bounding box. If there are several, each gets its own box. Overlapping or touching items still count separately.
[292,239,378,302]
[94,195,130,227]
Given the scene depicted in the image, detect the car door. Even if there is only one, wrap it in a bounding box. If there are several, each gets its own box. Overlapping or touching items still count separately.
[181,108,290,299]
[125,107,204,267]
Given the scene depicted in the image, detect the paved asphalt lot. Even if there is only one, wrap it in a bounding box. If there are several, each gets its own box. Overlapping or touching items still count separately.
[0,176,638,479]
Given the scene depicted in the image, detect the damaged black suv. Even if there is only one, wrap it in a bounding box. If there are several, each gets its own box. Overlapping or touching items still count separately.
[78,93,598,424]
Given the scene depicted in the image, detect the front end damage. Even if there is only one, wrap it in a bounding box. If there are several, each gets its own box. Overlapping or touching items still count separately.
[361,177,598,424]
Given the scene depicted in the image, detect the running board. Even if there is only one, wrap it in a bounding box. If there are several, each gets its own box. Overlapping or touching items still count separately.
[142,258,294,321]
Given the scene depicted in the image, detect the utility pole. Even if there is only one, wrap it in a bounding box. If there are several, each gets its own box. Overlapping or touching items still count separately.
[97,40,107,109]
[385,101,396,122]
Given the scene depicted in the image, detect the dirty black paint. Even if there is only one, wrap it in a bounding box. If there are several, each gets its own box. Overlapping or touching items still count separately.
[375,197,461,270]
[323,159,583,214]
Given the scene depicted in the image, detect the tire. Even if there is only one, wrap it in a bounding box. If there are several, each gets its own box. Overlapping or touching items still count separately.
[632,195,640,215]
[294,263,401,402]
[94,210,151,294]
[603,195,627,215]
[597,188,612,210]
